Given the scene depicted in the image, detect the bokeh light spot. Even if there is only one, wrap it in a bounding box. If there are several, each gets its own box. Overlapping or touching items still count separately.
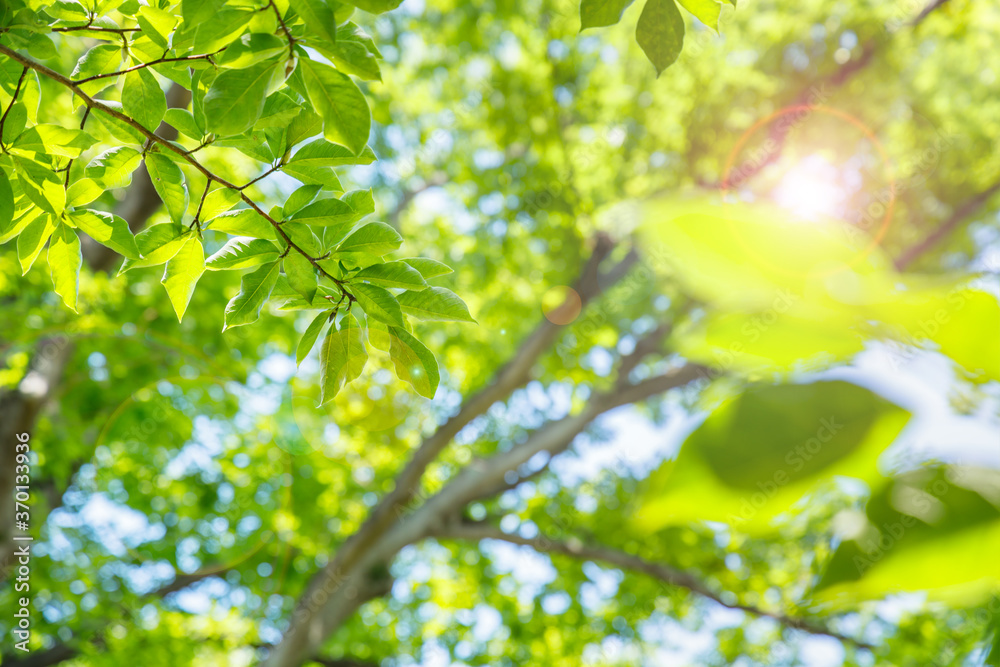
[542,286,582,325]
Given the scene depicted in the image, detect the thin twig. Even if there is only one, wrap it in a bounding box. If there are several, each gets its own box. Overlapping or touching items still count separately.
[63,107,91,188]
[74,51,221,84]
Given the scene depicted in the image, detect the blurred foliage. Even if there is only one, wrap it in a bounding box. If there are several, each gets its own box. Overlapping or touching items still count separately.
[2,0,1000,666]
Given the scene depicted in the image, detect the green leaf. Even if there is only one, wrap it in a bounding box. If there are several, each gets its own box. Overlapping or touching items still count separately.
[14,158,65,215]
[220,33,287,69]
[190,7,255,53]
[161,236,205,321]
[299,59,371,155]
[635,0,685,76]
[288,0,339,47]
[284,108,322,150]
[355,261,428,290]
[181,0,225,25]
[204,60,280,137]
[137,5,177,48]
[396,286,474,322]
[341,188,375,218]
[336,221,401,256]
[146,152,189,223]
[10,124,96,158]
[297,309,330,365]
[1,208,43,246]
[289,196,357,227]
[318,313,368,403]
[86,146,143,189]
[634,381,912,533]
[205,208,277,240]
[319,39,382,81]
[92,103,146,145]
[223,260,281,329]
[288,139,378,167]
[257,91,303,129]
[815,466,1000,605]
[346,0,404,13]
[0,171,12,232]
[163,108,203,140]
[280,221,322,256]
[199,187,242,221]
[580,0,635,29]
[17,213,56,274]
[367,318,391,352]
[402,257,453,279]
[284,251,318,302]
[205,237,280,270]
[65,178,103,208]
[1,103,26,144]
[119,223,190,273]
[71,209,140,259]
[677,0,722,31]
[47,224,82,312]
[122,67,166,131]
[281,163,343,191]
[283,184,322,217]
[388,325,439,399]
[350,282,404,327]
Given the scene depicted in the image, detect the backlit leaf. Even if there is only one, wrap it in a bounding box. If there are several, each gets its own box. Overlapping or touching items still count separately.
[47,223,82,311]
[223,260,281,329]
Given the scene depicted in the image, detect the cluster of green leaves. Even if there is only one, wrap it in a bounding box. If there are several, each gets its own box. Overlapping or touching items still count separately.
[0,0,475,400]
[580,0,737,74]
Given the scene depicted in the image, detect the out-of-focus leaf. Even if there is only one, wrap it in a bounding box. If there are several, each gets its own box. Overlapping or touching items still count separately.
[580,0,634,29]
[634,380,911,533]
[814,466,1000,606]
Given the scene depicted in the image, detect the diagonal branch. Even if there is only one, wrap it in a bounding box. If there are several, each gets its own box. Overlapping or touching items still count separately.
[439,520,874,650]
[894,178,1000,270]
[265,236,640,667]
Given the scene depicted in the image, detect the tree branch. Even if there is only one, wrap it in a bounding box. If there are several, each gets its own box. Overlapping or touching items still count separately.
[701,0,949,191]
[894,179,1000,270]
[265,235,641,666]
[438,521,873,650]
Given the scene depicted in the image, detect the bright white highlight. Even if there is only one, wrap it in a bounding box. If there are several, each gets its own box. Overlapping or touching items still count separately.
[772,155,845,221]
